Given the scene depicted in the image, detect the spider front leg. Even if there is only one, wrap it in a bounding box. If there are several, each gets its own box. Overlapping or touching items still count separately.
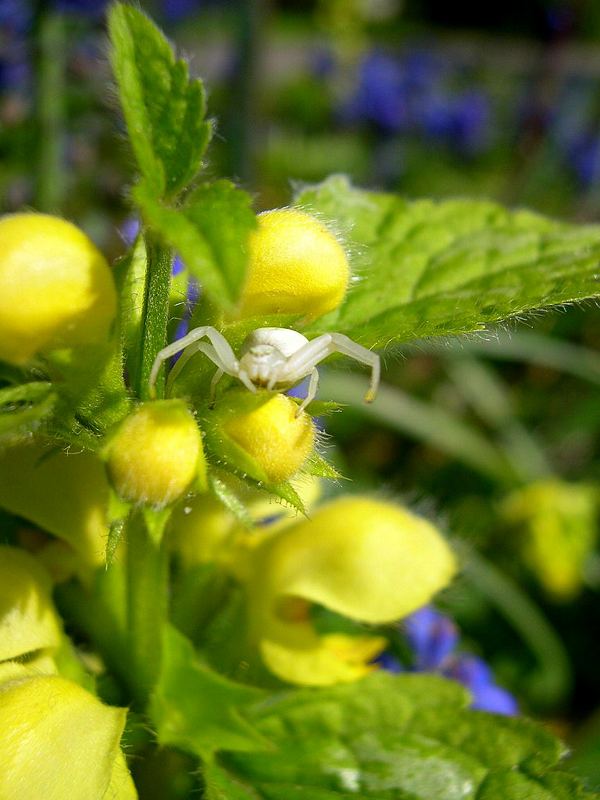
[149,325,239,398]
[284,333,380,405]
[295,368,320,416]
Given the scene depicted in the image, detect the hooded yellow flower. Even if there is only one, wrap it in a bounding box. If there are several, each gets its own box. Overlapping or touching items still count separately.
[502,479,598,599]
[0,213,117,364]
[168,475,322,570]
[244,496,457,685]
[0,546,62,664]
[0,442,111,573]
[0,663,137,800]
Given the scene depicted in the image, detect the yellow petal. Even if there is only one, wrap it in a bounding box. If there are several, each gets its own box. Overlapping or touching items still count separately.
[239,209,349,320]
[252,496,457,627]
[0,546,62,662]
[0,442,110,570]
[0,213,116,364]
[261,631,386,687]
[0,666,136,800]
[105,400,205,507]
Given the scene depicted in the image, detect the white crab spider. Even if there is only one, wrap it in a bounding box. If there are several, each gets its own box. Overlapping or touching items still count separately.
[149,326,380,414]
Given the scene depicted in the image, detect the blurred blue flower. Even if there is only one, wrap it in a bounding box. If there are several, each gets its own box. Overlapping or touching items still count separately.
[405,605,458,670]
[446,655,519,715]
[380,606,518,716]
[341,47,492,157]
[567,133,600,189]
[343,51,407,134]
[162,0,201,22]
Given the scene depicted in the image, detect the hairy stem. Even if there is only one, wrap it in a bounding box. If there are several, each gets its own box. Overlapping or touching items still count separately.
[126,511,169,708]
[33,8,66,213]
[137,230,172,400]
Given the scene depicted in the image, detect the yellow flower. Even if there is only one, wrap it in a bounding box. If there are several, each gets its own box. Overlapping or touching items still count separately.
[0,546,62,664]
[238,208,350,320]
[105,400,206,507]
[502,480,598,599]
[0,663,137,800]
[0,442,111,572]
[205,391,315,484]
[0,213,117,364]
[245,496,457,685]
[168,475,322,569]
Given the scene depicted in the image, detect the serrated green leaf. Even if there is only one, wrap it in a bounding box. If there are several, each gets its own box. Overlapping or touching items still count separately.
[209,472,255,528]
[303,450,343,480]
[262,479,307,515]
[211,672,595,800]
[295,176,600,347]
[149,625,268,760]
[134,180,255,311]
[106,518,125,566]
[108,4,211,198]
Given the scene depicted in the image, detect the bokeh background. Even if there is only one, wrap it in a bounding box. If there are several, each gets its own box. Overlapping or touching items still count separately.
[2,0,600,789]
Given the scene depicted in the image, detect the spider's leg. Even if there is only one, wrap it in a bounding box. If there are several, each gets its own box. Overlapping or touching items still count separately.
[285,333,380,403]
[149,325,237,397]
[329,333,380,403]
[209,368,225,405]
[296,368,320,416]
[237,370,257,393]
[266,365,283,391]
[166,342,228,396]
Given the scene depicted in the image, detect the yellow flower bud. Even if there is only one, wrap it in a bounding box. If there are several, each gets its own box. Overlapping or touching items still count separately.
[206,391,315,484]
[0,213,117,364]
[0,664,137,800]
[0,546,62,662]
[105,400,205,507]
[247,496,457,685]
[238,208,350,320]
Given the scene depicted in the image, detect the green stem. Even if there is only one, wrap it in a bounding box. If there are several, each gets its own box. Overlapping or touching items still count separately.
[229,0,265,184]
[34,8,67,213]
[137,231,173,400]
[126,512,168,708]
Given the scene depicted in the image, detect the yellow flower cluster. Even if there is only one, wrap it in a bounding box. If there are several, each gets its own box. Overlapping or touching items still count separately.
[169,492,456,686]
[0,547,136,799]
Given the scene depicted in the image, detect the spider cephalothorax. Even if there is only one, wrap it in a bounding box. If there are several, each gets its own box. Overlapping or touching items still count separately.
[150,326,379,414]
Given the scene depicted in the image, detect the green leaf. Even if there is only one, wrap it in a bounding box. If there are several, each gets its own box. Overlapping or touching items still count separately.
[209,472,254,528]
[209,672,595,800]
[0,382,56,440]
[134,180,255,310]
[296,176,600,347]
[149,625,268,760]
[108,4,211,198]
[303,450,343,480]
